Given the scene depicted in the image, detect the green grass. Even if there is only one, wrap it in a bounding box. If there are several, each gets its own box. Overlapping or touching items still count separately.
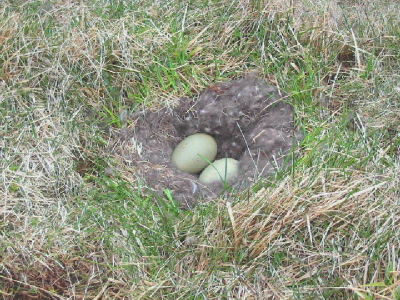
[1,0,399,299]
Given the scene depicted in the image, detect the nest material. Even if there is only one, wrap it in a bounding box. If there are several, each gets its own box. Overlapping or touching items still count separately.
[123,75,301,208]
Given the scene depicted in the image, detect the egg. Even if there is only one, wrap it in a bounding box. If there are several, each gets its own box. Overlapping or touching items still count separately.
[172,133,217,174]
[198,158,239,185]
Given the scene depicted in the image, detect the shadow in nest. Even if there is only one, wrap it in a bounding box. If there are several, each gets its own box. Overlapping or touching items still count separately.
[117,74,303,209]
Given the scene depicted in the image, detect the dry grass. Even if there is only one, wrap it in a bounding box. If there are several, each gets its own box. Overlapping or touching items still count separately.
[1,0,399,299]
[158,165,399,299]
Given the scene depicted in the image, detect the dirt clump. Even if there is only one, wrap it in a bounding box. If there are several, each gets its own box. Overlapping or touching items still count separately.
[119,74,301,208]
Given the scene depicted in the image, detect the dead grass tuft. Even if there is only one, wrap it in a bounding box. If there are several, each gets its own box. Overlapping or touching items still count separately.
[167,163,399,298]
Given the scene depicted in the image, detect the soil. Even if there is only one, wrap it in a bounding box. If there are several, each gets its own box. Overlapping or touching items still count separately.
[118,74,302,208]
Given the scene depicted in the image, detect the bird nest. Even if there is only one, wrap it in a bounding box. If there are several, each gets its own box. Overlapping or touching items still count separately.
[118,74,302,208]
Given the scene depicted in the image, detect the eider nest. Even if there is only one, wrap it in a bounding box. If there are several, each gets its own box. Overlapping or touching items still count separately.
[117,74,302,208]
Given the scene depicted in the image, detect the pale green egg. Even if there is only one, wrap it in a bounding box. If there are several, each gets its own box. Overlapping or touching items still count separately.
[198,158,239,185]
[172,133,217,174]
